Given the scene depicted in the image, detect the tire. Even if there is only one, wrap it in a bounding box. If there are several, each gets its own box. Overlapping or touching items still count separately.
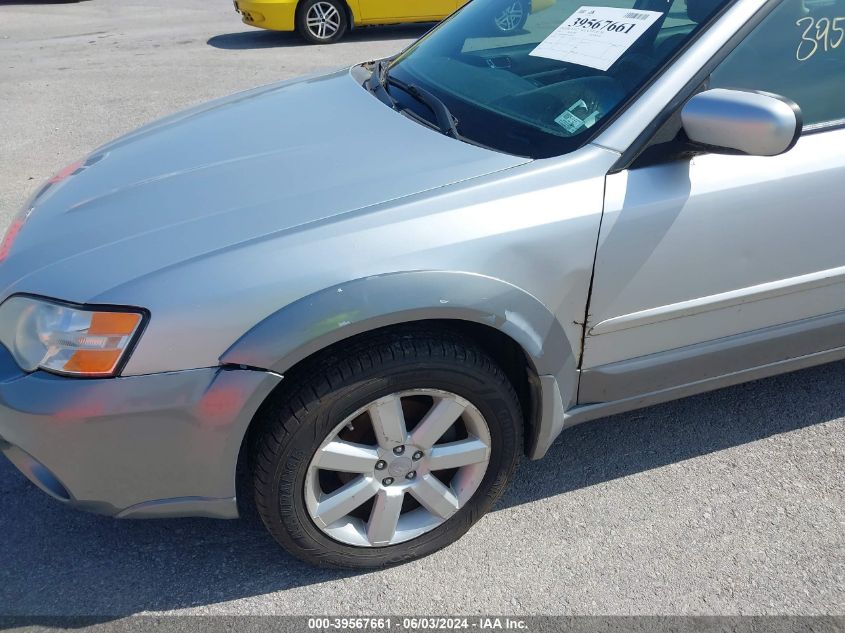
[251,327,523,568]
[492,0,528,33]
[296,0,348,44]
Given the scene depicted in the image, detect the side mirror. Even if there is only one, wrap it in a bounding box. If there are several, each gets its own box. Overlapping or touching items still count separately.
[681,88,802,157]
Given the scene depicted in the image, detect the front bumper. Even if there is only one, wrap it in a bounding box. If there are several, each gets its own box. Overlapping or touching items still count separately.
[235,0,298,32]
[0,344,281,518]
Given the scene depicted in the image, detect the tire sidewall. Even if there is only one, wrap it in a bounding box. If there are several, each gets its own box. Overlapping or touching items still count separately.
[262,359,521,568]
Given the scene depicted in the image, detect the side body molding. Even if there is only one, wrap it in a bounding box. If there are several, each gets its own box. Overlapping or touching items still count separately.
[221,271,576,459]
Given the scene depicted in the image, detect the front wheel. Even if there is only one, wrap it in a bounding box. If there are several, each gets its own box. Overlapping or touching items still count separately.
[251,328,523,568]
[296,0,348,44]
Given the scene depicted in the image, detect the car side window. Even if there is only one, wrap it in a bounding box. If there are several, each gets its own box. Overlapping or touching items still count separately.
[710,0,845,129]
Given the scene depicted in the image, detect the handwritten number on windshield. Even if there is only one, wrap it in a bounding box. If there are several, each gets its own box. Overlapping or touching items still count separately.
[796,16,845,61]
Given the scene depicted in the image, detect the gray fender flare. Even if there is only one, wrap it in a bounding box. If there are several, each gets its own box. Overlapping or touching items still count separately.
[221,271,575,458]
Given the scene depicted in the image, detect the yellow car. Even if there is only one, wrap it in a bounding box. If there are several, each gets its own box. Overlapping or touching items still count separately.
[234,0,555,44]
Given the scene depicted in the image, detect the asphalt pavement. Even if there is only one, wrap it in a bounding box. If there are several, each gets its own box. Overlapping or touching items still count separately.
[0,0,843,619]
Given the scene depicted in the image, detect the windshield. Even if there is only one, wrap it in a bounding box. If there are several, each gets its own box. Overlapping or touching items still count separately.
[381,0,732,157]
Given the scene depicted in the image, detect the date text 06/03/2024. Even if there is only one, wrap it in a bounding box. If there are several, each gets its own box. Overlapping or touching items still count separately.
[306,617,529,630]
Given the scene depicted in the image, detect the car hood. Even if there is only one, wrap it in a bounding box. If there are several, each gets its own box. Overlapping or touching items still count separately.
[0,68,528,304]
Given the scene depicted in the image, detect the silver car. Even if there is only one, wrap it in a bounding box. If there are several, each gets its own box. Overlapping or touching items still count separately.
[1,0,842,568]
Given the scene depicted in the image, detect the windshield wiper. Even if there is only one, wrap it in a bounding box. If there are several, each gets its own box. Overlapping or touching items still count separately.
[364,59,500,151]
[367,59,463,140]
[385,75,462,140]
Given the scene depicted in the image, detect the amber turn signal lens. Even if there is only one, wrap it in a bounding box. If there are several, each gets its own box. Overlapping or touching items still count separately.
[88,312,142,336]
[64,349,124,374]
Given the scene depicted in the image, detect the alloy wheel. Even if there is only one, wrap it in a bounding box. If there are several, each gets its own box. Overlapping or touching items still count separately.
[305,1,342,40]
[303,389,492,547]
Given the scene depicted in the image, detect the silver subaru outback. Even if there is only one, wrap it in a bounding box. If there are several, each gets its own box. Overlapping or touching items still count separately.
[0,0,842,568]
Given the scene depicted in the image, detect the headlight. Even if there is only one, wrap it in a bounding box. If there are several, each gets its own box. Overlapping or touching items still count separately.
[0,295,146,377]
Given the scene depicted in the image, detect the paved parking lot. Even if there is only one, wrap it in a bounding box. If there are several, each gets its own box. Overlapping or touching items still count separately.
[0,0,843,619]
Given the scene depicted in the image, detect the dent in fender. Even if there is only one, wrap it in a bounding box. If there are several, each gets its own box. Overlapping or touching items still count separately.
[221,271,573,459]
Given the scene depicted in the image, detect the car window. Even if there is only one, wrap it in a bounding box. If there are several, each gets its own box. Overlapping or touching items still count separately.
[383,0,733,157]
[710,0,845,129]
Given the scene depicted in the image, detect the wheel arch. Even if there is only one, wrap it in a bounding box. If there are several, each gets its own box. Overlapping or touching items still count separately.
[223,271,576,466]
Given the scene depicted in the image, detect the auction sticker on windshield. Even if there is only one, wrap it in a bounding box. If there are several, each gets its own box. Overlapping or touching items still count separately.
[530,6,663,70]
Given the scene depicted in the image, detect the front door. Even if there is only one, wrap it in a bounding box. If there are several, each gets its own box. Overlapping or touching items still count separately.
[580,0,845,403]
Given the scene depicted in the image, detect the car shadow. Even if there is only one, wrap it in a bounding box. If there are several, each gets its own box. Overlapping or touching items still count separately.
[0,360,842,618]
[207,24,433,50]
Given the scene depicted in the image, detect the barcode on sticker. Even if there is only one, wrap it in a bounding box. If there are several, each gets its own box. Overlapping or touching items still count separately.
[623,11,652,19]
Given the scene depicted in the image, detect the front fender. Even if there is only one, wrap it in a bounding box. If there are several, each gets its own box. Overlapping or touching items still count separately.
[221,270,575,458]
